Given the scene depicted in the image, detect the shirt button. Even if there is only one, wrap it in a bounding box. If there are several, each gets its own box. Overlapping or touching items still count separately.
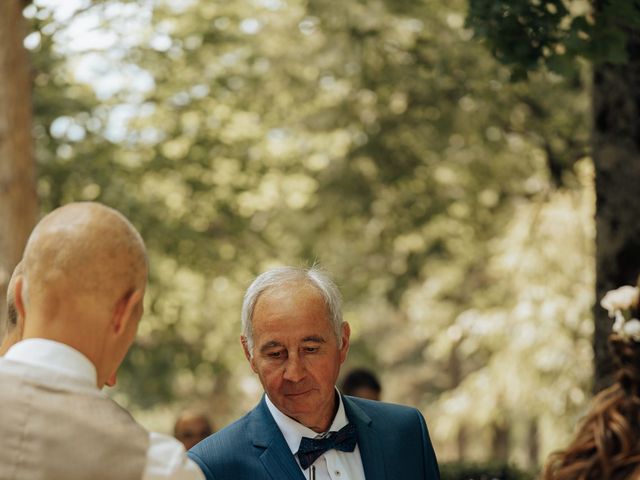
[335,471,341,476]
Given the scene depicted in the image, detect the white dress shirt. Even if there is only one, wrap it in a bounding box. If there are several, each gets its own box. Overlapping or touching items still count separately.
[4,339,204,480]
[265,392,366,480]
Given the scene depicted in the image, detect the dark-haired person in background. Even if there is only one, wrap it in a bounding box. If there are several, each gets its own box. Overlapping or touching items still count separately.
[175,410,214,450]
[340,368,382,401]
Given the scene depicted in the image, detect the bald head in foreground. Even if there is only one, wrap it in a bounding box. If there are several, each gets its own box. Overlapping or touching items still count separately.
[0,202,203,480]
[189,266,440,480]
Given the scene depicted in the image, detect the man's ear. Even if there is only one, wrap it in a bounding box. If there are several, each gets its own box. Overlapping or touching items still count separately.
[339,322,350,364]
[112,289,144,335]
[14,277,26,320]
[16,306,26,338]
[241,336,258,373]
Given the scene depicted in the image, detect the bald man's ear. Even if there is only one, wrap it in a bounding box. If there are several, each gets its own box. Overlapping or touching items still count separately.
[112,289,144,336]
[16,305,25,338]
[14,277,26,321]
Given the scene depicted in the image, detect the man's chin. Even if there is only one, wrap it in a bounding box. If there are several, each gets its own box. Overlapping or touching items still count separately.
[279,394,315,413]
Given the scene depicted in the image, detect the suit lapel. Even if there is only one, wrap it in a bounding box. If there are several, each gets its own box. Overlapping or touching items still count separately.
[259,444,306,480]
[250,397,306,480]
[249,395,387,480]
[343,395,387,480]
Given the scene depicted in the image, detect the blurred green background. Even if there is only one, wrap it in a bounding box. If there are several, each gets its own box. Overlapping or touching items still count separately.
[16,0,606,471]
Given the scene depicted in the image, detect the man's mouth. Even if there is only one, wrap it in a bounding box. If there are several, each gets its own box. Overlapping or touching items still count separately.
[285,390,311,397]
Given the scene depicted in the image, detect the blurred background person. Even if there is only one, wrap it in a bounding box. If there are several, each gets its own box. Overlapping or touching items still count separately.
[340,367,382,401]
[174,410,214,450]
[0,261,24,356]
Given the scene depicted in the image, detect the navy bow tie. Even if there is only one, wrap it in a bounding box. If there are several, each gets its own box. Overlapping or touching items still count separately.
[296,423,357,470]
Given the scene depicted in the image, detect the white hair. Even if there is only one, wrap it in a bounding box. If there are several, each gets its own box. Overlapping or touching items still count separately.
[241,266,343,354]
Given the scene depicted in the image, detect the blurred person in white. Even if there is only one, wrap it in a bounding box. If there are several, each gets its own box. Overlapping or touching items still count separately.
[0,260,24,355]
[0,202,204,480]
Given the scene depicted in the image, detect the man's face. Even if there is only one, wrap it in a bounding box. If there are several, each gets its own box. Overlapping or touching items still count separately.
[243,283,349,432]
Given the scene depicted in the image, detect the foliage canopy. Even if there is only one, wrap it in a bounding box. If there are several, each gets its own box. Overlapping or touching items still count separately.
[27,0,594,465]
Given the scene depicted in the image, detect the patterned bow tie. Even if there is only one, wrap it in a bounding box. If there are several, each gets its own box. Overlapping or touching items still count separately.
[296,423,357,470]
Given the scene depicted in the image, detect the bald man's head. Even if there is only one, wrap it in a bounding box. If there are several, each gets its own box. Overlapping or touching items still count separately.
[22,202,147,310]
[18,202,148,386]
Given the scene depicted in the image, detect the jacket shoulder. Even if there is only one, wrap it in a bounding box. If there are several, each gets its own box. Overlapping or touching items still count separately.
[188,405,271,480]
[344,395,432,440]
[190,410,254,458]
[344,396,440,479]
[346,395,424,420]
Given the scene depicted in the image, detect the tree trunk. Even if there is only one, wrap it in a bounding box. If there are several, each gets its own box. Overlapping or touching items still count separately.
[592,29,640,392]
[448,342,468,460]
[491,419,509,462]
[0,0,37,325]
[456,425,467,461]
[527,418,539,469]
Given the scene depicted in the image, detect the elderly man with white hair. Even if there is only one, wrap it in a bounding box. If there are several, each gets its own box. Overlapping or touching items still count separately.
[189,266,440,480]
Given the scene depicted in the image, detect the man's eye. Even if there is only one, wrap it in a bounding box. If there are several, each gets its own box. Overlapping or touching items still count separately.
[267,351,283,358]
[303,347,319,353]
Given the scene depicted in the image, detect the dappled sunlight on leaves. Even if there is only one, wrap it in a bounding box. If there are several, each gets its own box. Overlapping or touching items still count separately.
[29,0,593,466]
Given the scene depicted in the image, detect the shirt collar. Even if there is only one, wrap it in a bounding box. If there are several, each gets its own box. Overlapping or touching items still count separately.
[265,389,349,454]
[5,338,98,388]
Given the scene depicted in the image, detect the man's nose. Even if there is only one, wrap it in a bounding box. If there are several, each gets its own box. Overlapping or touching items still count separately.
[283,354,306,382]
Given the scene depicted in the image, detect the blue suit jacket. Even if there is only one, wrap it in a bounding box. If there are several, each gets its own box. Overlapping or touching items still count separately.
[188,395,440,480]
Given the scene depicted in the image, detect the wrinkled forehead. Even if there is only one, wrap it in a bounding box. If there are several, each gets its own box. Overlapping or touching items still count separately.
[253,286,333,336]
[256,284,329,324]
[258,280,324,304]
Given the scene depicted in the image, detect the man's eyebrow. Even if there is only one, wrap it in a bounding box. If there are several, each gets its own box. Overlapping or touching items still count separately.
[259,341,283,353]
[302,335,326,343]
